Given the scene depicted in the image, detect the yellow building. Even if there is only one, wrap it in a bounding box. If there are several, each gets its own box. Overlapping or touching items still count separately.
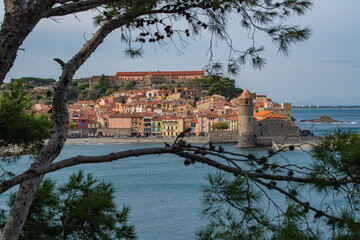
[116,102,125,112]
[162,117,184,137]
[230,116,238,131]
[167,92,181,100]
[225,113,238,132]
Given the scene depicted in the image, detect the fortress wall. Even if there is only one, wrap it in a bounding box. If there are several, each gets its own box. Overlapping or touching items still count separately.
[68,128,131,137]
[97,128,132,136]
[254,119,299,138]
[208,130,239,143]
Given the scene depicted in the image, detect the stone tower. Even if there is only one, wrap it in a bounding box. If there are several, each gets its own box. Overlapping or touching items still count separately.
[238,89,255,147]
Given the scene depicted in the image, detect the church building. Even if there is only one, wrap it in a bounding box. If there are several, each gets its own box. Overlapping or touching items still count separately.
[238,90,299,147]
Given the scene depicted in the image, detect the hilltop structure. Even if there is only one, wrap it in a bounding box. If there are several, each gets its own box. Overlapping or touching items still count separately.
[89,70,205,90]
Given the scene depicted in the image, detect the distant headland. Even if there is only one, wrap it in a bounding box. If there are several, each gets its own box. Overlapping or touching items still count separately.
[293,105,360,109]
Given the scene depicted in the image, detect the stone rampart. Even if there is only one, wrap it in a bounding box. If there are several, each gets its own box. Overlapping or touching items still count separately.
[68,128,131,137]
[208,130,238,143]
[208,130,301,146]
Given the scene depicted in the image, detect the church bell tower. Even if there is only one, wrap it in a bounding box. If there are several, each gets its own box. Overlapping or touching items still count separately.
[238,89,255,147]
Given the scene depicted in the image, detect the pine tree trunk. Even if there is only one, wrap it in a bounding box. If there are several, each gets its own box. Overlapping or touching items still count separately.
[0,18,123,239]
[0,0,54,85]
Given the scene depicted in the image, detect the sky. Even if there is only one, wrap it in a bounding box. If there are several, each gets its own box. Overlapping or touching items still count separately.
[1,0,359,105]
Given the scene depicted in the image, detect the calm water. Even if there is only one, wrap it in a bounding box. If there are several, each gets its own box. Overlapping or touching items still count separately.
[292,108,360,135]
[1,108,359,239]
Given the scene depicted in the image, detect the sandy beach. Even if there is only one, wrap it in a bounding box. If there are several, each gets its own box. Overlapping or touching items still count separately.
[64,136,321,149]
[64,136,209,145]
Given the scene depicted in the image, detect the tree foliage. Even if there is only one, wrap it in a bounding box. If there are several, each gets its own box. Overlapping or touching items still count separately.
[77,83,90,91]
[1,170,136,240]
[196,130,360,239]
[0,80,50,155]
[195,76,243,99]
[100,74,111,89]
[124,81,136,90]
[211,121,229,130]
[11,77,56,87]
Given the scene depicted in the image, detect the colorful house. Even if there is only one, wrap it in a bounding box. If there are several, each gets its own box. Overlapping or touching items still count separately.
[162,116,184,137]
[184,118,197,136]
[151,116,163,137]
[131,114,144,136]
[108,113,132,129]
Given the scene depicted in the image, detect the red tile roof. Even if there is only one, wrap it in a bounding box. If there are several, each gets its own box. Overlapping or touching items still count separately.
[257,113,286,121]
[254,111,273,118]
[116,71,204,77]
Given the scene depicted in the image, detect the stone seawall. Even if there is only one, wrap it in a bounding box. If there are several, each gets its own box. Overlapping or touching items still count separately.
[208,130,238,143]
[68,128,131,137]
[208,130,301,146]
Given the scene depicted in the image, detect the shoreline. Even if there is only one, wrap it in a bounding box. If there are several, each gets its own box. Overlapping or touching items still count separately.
[1,137,321,157]
[64,136,209,145]
[64,136,321,149]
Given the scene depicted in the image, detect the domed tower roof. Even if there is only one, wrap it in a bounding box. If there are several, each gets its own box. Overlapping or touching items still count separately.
[240,89,252,99]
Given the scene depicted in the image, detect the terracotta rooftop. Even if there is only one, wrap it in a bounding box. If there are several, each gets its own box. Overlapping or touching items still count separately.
[116,71,204,77]
[257,114,286,121]
[254,111,273,118]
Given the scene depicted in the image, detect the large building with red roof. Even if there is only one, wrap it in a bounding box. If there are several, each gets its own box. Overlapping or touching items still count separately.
[115,70,204,89]
[89,71,205,90]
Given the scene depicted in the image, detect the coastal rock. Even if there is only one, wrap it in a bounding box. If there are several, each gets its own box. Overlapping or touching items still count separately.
[299,129,314,137]
[300,115,342,123]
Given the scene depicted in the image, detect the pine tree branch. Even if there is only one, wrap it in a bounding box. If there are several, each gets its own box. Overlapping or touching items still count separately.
[0,145,358,195]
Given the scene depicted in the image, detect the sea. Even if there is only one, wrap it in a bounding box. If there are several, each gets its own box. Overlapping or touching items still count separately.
[0,108,359,239]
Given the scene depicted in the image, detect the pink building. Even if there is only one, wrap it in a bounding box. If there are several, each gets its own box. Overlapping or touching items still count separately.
[108,113,132,129]
[196,113,219,136]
